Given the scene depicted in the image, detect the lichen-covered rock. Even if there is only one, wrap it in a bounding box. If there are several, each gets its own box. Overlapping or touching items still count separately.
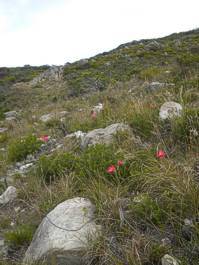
[81,123,131,149]
[23,197,100,265]
[0,186,17,204]
[159,101,182,120]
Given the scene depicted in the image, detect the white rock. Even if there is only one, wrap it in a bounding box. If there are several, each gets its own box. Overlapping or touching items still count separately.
[65,130,86,140]
[0,186,17,204]
[23,197,100,265]
[40,113,55,122]
[81,123,131,149]
[4,111,18,119]
[0,127,8,133]
[159,101,182,120]
[93,103,103,113]
[19,163,33,173]
[161,254,179,265]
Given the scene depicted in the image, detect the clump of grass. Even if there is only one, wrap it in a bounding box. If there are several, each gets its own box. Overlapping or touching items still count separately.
[36,152,76,184]
[128,103,159,140]
[171,108,199,149]
[4,224,35,248]
[7,135,42,162]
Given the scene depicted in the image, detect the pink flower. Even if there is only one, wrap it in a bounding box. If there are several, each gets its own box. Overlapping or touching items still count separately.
[106,165,116,174]
[156,149,166,159]
[91,110,97,120]
[39,135,49,143]
[117,160,124,166]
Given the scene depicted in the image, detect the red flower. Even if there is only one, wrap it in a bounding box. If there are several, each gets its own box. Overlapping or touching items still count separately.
[156,149,166,159]
[39,135,49,143]
[117,160,124,166]
[106,165,116,174]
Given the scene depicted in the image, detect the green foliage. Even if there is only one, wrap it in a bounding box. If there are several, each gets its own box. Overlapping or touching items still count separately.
[0,133,8,144]
[0,65,49,87]
[4,224,35,248]
[36,152,76,183]
[8,135,42,162]
[139,67,162,81]
[132,193,165,225]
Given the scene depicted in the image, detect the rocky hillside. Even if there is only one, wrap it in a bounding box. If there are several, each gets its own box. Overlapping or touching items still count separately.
[0,29,198,265]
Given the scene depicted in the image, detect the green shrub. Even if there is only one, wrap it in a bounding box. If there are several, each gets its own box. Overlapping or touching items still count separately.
[132,193,165,225]
[36,152,76,183]
[4,224,35,248]
[8,135,42,162]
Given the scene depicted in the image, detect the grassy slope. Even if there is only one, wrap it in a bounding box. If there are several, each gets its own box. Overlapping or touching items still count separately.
[0,29,199,265]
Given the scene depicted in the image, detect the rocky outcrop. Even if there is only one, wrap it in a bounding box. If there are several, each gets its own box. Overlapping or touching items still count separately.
[159,102,183,120]
[0,186,17,204]
[23,197,100,265]
[145,40,162,51]
[30,66,64,85]
[81,123,131,149]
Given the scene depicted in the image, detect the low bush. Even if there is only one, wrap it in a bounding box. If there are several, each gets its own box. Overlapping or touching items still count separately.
[36,152,76,183]
[75,144,123,182]
[7,135,42,162]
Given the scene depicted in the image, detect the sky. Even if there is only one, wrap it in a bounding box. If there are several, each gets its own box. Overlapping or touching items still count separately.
[0,0,198,67]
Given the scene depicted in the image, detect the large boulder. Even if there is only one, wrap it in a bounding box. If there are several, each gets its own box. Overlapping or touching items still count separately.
[23,197,100,265]
[159,101,182,120]
[0,186,17,204]
[81,123,131,149]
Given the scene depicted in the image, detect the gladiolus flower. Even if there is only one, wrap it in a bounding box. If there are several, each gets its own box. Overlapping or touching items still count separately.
[117,160,124,166]
[156,149,166,159]
[106,165,116,174]
[39,135,49,142]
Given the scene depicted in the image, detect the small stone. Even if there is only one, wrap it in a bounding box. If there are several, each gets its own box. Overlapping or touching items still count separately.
[0,128,8,133]
[161,254,179,265]
[159,101,182,120]
[0,186,17,204]
[92,103,103,113]
[14,206,21,213]
[19,163,33,173]
[161,237,171,246]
